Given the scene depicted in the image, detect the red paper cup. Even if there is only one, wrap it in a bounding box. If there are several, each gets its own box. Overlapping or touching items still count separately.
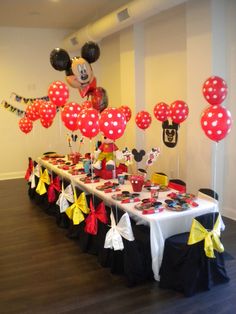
[130,175,144,192]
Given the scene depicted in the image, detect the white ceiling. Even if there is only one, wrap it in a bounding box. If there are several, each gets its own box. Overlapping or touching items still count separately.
[0,0,132,30]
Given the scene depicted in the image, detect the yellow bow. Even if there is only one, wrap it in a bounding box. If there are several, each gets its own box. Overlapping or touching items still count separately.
[187,215,224,258]
[66,191,90,225]
[36,169,50,195]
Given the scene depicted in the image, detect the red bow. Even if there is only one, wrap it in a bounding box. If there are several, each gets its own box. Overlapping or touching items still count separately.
[79,77,97,98]
[24,158,33,181]
[47,176,61,203]
[84,199,108,235]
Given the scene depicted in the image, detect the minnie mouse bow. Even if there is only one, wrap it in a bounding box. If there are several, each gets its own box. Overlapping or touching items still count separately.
[84,199,108,235]
[47,176,61,203]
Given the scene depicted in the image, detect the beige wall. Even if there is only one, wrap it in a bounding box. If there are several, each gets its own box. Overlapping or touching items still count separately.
[0,27,85,179]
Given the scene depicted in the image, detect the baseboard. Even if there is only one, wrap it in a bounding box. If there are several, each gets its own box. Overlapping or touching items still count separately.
[0,171,25,181]
[222,207,236,221]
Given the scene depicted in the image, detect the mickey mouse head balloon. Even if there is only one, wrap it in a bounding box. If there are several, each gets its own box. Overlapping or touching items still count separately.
[50,42,100,98]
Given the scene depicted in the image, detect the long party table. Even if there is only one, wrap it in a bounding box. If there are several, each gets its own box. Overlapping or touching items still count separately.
[38,157,220,281]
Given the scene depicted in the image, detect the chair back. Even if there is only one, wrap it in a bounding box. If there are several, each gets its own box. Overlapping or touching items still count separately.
[195,212,219,230]
[168,179,186,193]
[151,172,169,186]
[198,188,219,201]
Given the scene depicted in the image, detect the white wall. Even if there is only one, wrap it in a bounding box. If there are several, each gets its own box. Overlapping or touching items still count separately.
[0,27,84,180]
[222,0,236,219]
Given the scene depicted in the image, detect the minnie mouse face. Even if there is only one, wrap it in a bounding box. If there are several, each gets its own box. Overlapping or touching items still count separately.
[71,57,94,87]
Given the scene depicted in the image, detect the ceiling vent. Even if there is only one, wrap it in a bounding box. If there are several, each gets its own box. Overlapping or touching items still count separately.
[117,8,130,22]
[63,0,186,51]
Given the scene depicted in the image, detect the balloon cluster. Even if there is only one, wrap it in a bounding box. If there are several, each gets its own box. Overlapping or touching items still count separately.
[18,80,69,134]
[201,76,232,142]
[153,100,189,124]
[50,41,108,113]
[134,100,189,132]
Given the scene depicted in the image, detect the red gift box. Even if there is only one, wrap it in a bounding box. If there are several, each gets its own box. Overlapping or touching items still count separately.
[93,159,127,180]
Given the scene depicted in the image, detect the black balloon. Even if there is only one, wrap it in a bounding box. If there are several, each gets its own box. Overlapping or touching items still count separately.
[81,41,100,63]
[50,48,71,71]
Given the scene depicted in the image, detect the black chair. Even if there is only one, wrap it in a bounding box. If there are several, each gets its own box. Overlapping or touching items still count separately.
[159,211,229,297]
[198,188,219,201]
[99,206,154,286]
[168,179,186,192]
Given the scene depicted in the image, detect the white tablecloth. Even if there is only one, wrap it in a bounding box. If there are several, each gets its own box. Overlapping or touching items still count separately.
[38,157,220,280]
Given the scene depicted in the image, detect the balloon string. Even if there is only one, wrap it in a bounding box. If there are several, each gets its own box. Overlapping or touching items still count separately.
[59,108,62,137]
[213,142,217,197]
[89,138,95,204]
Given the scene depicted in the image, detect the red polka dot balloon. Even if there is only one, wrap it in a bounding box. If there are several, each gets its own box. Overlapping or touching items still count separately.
[40,117,54,128]
[120,105,132,122]
[78,108,100,138]
[39,101,57,122]
[19,117,33,134]
[153,102,169,122]
[201,105,232,142]
[202,76,228,106]
[99,107,127,140]
[135,111,152,130]
[48,80,69,107]
[25,100,41,121]
[169,100,189,124]
[61,102,82,131]
[81,100,93,110]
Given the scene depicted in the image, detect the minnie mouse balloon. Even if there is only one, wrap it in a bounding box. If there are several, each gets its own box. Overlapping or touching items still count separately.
[202,76,228,106]
[153,102,169,122]
[120,105,132,122]
[25,100,41,121]
[201,105,232,142]
[48,80,69,107]
[99,107,127,140]
[78,108,100,138]
[61,102,82,131]
[169,100,189,124]
[19,117,33,134]
[135,111,152,130]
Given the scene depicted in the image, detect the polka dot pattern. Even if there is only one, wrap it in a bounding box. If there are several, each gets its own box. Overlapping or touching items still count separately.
[169,100,189,124]
[202,76,228,106]
[40,117,54,128]
[78,108,100,138]
[61,102,82,131]
[25,100,41,121]
[135,111,152,130]
[99,107,127,140]
[39,101,57,123]
[120,105,132,122]
[201,105,232,142]
[153,102,169,122]
[48,80,69,107]
[19,117,33,134]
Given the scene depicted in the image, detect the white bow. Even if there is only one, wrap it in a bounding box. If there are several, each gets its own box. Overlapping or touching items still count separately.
[104,211,135,251]
[56,183,74,213]
[29,165,40,188]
